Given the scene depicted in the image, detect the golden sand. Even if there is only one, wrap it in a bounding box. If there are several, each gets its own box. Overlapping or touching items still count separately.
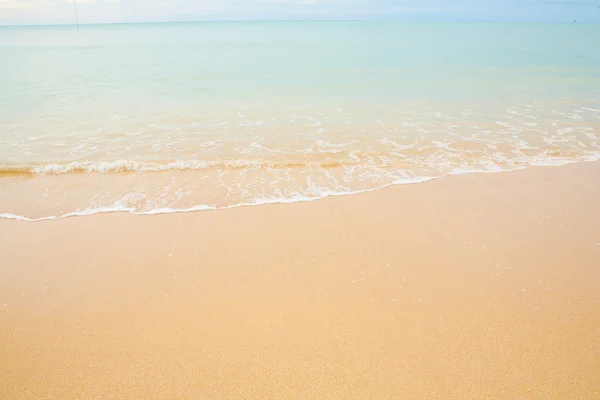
[1,162,599,399]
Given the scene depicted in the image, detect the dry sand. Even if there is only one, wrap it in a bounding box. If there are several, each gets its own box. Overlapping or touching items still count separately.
[1,162,599,399]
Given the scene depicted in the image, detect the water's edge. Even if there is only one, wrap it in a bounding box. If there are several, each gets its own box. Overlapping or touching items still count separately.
[2,158,597,223]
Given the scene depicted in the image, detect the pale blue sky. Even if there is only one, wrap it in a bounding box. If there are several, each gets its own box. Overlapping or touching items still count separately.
[1,0,599,25]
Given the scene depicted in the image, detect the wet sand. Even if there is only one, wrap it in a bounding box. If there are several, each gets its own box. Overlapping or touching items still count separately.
[1,162,599,399]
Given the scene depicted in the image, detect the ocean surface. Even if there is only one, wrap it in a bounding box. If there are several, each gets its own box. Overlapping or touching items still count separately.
[1,21,599,220]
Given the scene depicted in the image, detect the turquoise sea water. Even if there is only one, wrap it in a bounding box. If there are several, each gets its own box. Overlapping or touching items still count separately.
[1,22,599,220]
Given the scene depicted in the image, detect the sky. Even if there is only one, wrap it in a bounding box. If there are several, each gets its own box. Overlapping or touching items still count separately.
[0,0,599,25]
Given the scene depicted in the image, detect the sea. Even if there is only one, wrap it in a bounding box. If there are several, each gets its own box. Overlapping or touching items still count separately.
[1,21,599,221]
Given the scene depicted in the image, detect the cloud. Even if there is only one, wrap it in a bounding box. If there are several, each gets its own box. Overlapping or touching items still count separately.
[393,6,454,15]
[0,0,57,10]
[534,0,596,5]
[1,0,599,24]
[255,0,319,3]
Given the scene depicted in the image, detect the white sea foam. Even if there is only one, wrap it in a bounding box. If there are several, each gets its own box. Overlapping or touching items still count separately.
[3,97,600,222]
[3,157,600,222]
[23,159,332,175]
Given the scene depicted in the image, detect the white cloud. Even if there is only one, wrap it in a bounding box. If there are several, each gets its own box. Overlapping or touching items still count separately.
[0,0,57,10]
[0,0,598,24]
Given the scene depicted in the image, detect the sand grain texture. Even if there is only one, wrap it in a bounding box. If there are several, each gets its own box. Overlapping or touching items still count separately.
[1,162,599,399]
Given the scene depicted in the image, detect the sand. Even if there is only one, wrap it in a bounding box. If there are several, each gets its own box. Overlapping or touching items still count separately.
[1,162,599,399]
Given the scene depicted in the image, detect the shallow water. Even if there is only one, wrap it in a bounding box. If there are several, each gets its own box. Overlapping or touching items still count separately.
[1,21,599,220]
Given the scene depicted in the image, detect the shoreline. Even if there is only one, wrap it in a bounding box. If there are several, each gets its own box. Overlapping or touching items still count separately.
[2,157,600,222]
[1,160,599,399]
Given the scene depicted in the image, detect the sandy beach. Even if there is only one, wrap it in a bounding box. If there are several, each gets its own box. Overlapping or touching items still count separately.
[1,161,599,399]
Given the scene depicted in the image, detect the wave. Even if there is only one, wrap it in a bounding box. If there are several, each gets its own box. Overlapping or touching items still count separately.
[0,176,436,222]
[0,156,396,176]
[1,150,599,222]
[3,152,590,176]
[3,157,600,222]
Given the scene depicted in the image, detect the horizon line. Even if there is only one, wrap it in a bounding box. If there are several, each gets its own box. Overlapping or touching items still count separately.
[0,18,596,28]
